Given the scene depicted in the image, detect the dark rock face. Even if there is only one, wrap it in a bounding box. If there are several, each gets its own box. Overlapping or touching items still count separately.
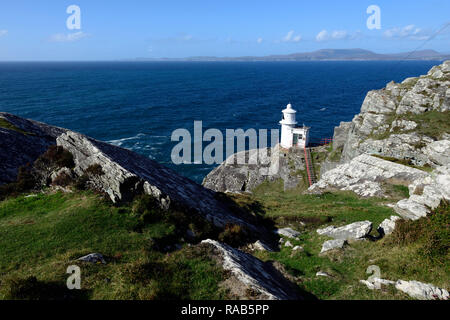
[0,113,257,231]
[0,113,66,185]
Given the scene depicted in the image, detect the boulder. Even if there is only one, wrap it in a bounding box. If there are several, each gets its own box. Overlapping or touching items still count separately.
[251,240,273,252]
[395,280,449,300]
[275,227,301,239]
[201,239,302,300]
[317,221,372,240]
[77,253,106,264]
[394,164,450,220]
[320,239,346,253]
[377,216,402,235]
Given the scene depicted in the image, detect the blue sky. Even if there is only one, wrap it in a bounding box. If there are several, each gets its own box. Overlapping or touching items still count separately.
[0,0,449,60]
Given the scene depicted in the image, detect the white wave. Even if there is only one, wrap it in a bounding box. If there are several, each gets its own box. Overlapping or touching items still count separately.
[108,133,146,146]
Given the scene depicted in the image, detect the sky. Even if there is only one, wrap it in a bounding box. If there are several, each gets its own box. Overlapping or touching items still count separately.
[0,0,449,60]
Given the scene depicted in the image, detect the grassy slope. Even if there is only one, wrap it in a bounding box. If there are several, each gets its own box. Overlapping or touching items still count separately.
[0,191,226,300]
[232,180,449,300]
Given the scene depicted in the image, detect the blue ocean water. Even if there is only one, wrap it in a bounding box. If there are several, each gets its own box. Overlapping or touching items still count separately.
[0,61,442,184]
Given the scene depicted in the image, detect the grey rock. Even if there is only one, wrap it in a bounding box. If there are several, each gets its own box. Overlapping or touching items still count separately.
[360,278,395,290]
[317,221,372,240]
[203,145,307,193]
[77,253,106,264]
[292,245,303,252]
[275,227,301,239]
[377,216,402,235]
[338,60,450,166]
[394,164,450,220]
[332,121,352,151]
[423,140,450,166]
[395,280,449,300]
[309,154,428,198]
[320,239,346,253]
[284,240,293,248]
[201,239,302,300]
[316,271,332,277]
[251,240,273,252]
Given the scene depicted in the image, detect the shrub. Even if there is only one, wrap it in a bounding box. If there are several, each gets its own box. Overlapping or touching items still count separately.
[218,223,249,247]
[0,164,37,200]
[74,174,89,190]
[132,194,164,224]
[52,172,73,187]
[85,164,104,176]
[388,200,449,263]
[39,145,75,169]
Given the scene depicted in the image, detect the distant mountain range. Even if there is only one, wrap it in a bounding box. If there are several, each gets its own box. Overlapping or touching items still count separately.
[131,49,450,62]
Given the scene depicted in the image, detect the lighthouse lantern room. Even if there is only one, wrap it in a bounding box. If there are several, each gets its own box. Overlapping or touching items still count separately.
[279,103,310,149]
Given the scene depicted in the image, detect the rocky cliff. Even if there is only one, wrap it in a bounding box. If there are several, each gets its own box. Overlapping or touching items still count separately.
[336,60,450,167]
[0,112,258,231]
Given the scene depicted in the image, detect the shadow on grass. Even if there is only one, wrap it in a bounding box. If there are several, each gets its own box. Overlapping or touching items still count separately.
[5,276,91,300]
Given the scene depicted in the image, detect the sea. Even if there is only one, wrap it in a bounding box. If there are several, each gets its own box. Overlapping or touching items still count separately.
[0,61,442,184]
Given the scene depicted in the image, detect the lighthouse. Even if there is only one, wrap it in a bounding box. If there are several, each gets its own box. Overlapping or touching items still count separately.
[279,103,310,149]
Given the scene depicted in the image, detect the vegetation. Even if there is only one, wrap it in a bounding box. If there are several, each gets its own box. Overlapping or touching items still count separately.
[403,110,450,140]
[0,191,227,300]
[233,180,449,300]
[372,155,433,173]
[0,118,33,136]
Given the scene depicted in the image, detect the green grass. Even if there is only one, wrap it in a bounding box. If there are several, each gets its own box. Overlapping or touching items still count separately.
[0,191,226,300]
[232,180,449,299]
[0,118,33,135]
[372,155,433,173]
[250,179,395,228]
[403,110,450,140]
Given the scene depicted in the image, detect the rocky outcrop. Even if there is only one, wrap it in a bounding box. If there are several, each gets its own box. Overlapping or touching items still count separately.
[338,60,450,166]
[317,221,372,240]
[201,239,302,300]
[0,113,259,231]
[309,154,428,197]
[394,164,450,220]
[203,146,306,193]
[395,280,449,300]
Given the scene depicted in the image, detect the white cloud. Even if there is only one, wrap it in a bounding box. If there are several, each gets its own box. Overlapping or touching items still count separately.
[384,25,431,40]
[0,30,8,37]
[257,37,263,44]
[50,31,88,42]
[315,30,329,42]
[315,29,362,42]
[292,35,302,42]
[331,30,348,40]
[282,30,302,42]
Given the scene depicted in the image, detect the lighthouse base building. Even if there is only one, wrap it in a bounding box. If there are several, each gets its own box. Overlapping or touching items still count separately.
[279,103,310,149]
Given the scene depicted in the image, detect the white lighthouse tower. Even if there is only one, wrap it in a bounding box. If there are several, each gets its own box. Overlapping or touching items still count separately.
[279,103,310,149]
